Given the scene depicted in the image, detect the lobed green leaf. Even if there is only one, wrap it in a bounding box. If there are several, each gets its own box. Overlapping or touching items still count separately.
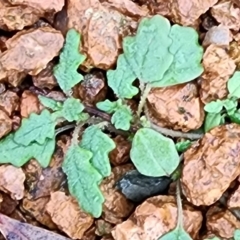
[80,125,115,177]
[61,97,85,122]
[123,15,173,83]
[107,54,139,99]
[96,99,118,113]
[32,138,56,168]
[152,25,203,87]
[54,29,86,93]
[227,71,240,98]
[130,128,179,177]
[14,109,55,146]
[38,96,63,111]
[112,105,133,131]
[97,99,133,131]
[0,134,55,167]
[62,145,104,218]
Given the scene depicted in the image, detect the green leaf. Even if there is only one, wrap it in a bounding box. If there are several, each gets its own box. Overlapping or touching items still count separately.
[152,25,203,87]
[228,110,240,124]
[32,138,55,168]
[175,140,192,153]
[112,106,133,131]
[204,100,223,113]
[80,125,115,177]
[96,100,118,113]
[0,134,32,167]
[159,227,192,240]
[234,229,240,240]
[97,99,133,131]
[14,109,55,146]
[123,15,173,83]
[130,128,179,177]
[107,54,139,99]
[54,29,86,93]
[204,112,224,132]
[62,145,104,218]
[0,134,55,167]
[61,97,85,122]
[38,96,63,111]
[222,98,238,115]
[227,71,240,98]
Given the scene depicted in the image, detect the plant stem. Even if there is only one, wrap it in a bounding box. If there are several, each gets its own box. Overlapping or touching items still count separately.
[150,123,203,140]
[55,124,75,136]
[176,180,183,228]
[72,124,83,145]
[137,83,151,117]
[84,105,111,121]
[144,106,203,140]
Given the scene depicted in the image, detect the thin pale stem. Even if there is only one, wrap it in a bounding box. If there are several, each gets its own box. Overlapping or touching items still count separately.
[150,123,203,140]
[55,124,75,136]
[137,83,151,117]
[72,124,83,145]
[176,180,183,228]
[144,106,203,140]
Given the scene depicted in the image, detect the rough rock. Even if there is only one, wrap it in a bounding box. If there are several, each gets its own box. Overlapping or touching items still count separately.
[147,83,204,132]
[181,124,240,206]
[112,195,202,240]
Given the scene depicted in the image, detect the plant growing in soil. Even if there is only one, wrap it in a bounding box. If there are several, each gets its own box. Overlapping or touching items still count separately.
[204,71,240,132]
[0,15,204,223]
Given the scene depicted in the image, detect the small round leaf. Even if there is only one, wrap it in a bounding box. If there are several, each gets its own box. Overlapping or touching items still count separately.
[130,128,179,177]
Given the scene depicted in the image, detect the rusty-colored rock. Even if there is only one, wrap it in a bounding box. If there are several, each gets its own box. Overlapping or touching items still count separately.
[0,90,19,116]
[45,91,66,102]
[200,44,236,103]
[0,192,18,216]
[0,83,6,94]
[150,0,218,26]
[112,195,202,240]
[20,90,41,118]
[0,165,25,200]
[21,197,57,229]
[75,72,107,106]
[67,0,146,69]
[181,124,240,206]
[109,136,131,166]
[24,143,65,200]
[32,62,57,89]
[229,40,240,70]
[202,25,232,48]
[206,206,240,238]
[46,191,93,239]
[83,226,97,240]
[227,184,240,209]
[95,219,113,237]
[211,1,240,31]
[104,0,149,18]
[100,164,134,224]
[0,27,64,81]
[147,83,204,132]
[0,5,40,31]
[7,0,64,14]
[0,109,12,139]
